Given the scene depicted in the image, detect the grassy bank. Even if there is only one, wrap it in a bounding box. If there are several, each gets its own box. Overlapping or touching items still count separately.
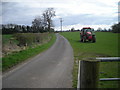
[61,32,119,88]
[2,33,56,71]
[2,34,18,44]
[2,33,53,56]
[2,35,13,44]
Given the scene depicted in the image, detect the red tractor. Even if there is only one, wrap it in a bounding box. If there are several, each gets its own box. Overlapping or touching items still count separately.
[80,27,96,43]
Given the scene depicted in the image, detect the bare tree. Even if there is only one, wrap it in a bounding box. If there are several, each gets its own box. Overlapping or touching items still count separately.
[31,8,55,33]
[43,8,56,32]
[97,27,102,32]
[32,16,43,27]
[71,27,75,32]
[32,16,45,33]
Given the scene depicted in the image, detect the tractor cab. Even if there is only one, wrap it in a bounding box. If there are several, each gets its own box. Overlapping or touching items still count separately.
[81,27,94,34]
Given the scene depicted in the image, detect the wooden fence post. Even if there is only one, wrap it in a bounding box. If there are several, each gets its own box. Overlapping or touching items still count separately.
[80,59,100,88]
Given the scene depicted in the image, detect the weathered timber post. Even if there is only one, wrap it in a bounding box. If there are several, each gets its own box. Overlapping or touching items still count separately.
[80,59,100,88]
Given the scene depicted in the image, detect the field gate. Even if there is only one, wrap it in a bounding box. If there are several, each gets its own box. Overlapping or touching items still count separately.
[77,57,120,89]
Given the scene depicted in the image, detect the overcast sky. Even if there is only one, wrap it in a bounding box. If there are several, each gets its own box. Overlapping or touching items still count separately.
[1,0,119,30]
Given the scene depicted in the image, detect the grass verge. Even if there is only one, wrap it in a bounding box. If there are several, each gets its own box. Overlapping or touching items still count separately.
[61,32,119,88]
[2,33,56,72]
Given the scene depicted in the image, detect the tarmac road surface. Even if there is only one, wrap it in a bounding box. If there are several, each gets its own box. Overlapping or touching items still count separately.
[3,33,74,88]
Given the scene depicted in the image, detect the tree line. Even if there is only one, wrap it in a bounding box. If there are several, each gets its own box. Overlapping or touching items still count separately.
[2,8,55,34]
[111,22,120,33]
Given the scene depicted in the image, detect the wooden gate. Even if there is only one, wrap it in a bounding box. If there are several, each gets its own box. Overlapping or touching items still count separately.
[77,57,120,89]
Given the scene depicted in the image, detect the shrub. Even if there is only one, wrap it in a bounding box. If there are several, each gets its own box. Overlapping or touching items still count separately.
[13,33,50,46]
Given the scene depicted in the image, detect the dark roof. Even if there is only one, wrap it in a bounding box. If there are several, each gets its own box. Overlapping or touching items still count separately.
[82,27,91,29]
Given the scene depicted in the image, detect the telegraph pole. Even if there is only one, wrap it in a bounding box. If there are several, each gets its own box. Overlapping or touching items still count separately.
[60,18,63,32]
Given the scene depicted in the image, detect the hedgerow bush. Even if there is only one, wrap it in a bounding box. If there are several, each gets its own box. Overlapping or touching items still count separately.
[14,33,50,46]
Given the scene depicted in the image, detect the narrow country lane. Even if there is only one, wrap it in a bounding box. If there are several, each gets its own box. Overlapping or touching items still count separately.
[3,33,74,88]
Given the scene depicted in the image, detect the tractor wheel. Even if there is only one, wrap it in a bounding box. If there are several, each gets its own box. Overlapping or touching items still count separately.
[92,36,96,43]
[80,35,83,42]
[80,39,83,42]
[88,39,91,42]
[83,36,86,42]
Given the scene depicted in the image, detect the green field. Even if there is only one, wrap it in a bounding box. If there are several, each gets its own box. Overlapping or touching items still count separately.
[61,32,119,88]
[2,33,56,71]
[2,34,18,44]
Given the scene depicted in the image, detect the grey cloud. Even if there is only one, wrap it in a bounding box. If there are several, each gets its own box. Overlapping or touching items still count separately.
[54,14,117,27]
[2,2,45,25]
[2,2,117,27]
